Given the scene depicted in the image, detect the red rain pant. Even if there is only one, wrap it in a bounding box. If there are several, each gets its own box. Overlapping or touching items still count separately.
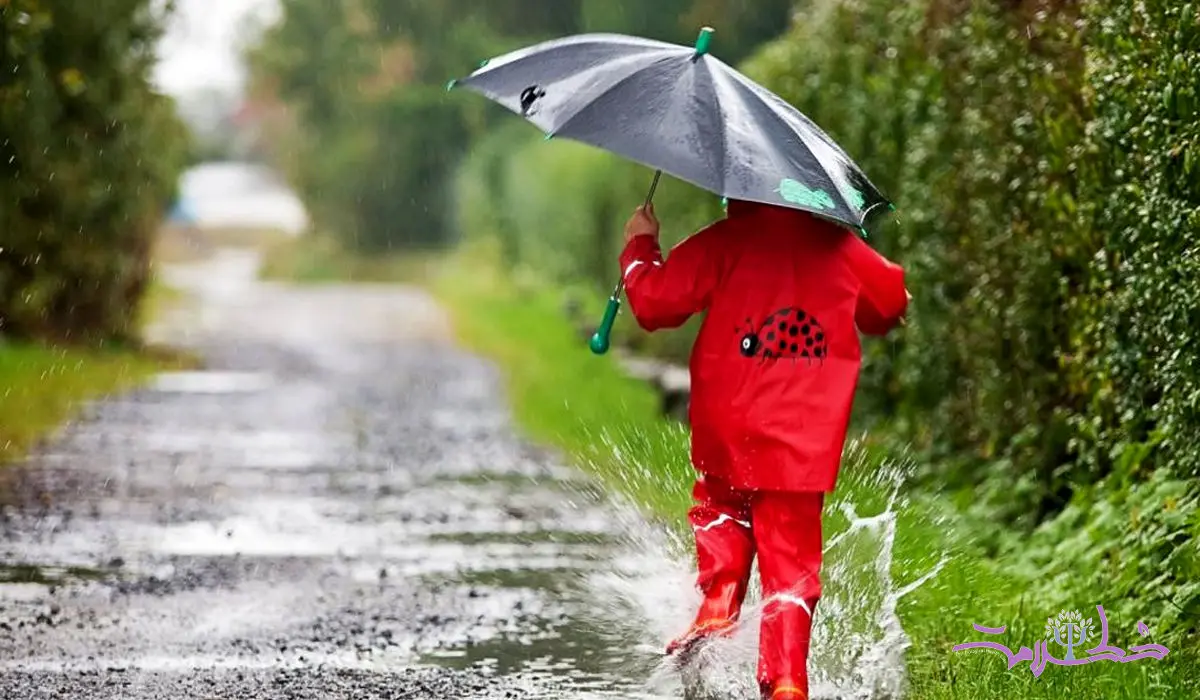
[686,475,824,699]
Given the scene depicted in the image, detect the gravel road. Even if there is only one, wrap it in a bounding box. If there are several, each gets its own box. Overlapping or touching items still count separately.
[0,249,695,699]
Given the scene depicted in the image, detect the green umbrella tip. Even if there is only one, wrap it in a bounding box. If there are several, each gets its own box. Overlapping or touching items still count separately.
[445,79,458,92]
[544,133,554,141]
[888,203,897,211]
[478,58,490,68]
[859,226,870,238]
[694,27,715,57]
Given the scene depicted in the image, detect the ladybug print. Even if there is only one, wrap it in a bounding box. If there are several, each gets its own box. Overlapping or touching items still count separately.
[736,307,828,365]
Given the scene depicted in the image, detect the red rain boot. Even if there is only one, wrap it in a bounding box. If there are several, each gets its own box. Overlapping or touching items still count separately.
[666,578,744,658]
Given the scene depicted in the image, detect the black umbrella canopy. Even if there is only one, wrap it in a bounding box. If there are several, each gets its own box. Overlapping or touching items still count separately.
[450,29,894,233]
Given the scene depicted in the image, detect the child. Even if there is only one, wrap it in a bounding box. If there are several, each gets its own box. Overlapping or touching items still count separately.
[618,198,909,700]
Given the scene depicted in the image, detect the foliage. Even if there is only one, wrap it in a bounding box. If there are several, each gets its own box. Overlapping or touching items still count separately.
[0,0,189,342]
[1055,0,1200,636]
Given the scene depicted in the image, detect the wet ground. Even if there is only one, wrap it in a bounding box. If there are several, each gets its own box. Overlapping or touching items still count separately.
[0,249,693,699]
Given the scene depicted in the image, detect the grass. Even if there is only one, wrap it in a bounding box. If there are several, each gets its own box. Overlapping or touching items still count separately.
[0,342,189,465]
[427,246,1194,700]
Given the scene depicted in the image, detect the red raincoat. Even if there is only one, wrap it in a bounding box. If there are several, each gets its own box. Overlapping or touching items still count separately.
[619,199,908,493]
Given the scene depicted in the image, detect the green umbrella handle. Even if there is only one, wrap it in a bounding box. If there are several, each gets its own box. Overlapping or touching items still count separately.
[589,284,623,355]
[589,171,661,356]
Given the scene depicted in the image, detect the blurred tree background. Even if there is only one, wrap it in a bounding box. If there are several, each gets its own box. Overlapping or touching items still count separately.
[246,0,1198,640]
[0,0,190,343]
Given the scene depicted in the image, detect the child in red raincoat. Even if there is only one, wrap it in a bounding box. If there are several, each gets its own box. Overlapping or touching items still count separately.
[619,198,909,700]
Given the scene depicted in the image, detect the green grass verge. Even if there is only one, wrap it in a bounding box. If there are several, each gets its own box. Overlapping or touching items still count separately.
[1,261,198,466]
[0,342,189,465]
[429,248,1193,700]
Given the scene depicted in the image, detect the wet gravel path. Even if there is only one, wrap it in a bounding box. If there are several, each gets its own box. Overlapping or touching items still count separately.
[0,250,686,699]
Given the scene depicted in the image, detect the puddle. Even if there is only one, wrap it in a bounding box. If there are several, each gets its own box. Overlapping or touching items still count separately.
[153,371,274,394]
[129,429,338,470]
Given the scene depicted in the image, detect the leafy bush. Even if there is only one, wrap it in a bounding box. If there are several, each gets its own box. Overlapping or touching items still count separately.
[1047,0,1200,636]
[0,1,188,343]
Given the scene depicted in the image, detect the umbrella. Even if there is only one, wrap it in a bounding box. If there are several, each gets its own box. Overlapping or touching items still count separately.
[450,28,893,354]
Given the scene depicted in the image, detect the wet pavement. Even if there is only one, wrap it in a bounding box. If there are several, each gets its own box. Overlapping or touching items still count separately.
[0,249,693,699]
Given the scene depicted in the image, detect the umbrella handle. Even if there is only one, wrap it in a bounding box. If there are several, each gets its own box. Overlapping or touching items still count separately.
[589,282,623,355]
[590,171,661,356]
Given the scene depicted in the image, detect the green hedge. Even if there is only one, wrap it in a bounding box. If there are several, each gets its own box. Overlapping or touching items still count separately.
[0,1,187,343]
[1045,0,1200,633]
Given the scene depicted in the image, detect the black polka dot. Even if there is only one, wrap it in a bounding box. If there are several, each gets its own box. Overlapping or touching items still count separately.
[764,315,774,326]
[796,310,806,322]
[801,325,810,335]
[801,350,810,358]
[790,343,798,353]
[778,340,787,349]
[816,332,825,342]
[806,337,815,347]
[767,331,776,341]
[788,326,799,337]
[778,321,787,331]
[814,347,824,358]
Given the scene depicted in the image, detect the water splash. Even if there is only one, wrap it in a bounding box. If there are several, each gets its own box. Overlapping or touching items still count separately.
[583,439,947,700]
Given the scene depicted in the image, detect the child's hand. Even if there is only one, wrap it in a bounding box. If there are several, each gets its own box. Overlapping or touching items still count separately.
[624,203,659,243]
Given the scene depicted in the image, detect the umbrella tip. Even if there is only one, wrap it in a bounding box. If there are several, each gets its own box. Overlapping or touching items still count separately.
[445,79,457,92]
[694,27,715,57]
